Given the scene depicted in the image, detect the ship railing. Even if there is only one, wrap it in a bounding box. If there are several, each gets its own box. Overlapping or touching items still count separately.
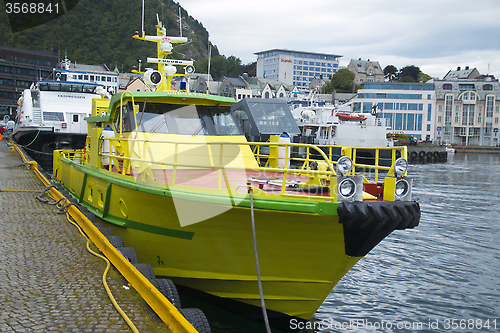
[253,143,407,183]
[58,138,405,200]
[85,137,341,199]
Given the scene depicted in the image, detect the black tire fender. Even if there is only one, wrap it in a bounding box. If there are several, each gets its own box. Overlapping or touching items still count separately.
[179,308,211,333]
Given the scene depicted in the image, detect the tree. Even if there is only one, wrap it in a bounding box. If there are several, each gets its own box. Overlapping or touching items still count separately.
[321,69,355,94]
[384,65,398,81]
[400,76,416,83]
[398,65,420,82]
[418,72,432,83]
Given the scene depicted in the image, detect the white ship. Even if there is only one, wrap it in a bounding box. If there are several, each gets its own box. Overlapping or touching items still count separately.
[12,58,115,163]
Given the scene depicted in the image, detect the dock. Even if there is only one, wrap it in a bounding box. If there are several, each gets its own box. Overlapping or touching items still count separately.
[0,137,170,332]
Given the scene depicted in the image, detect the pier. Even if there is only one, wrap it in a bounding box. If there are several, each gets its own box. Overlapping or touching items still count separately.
[0,138,170,332]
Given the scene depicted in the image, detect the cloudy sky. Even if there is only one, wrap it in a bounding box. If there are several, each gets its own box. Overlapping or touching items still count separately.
[179,0,500,79]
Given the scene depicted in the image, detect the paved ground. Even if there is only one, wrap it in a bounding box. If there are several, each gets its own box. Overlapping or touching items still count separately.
[0,137,169,332]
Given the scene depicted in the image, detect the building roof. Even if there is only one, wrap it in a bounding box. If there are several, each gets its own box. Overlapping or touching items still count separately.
[254,48,342,59]
[70,63,112,73]
[0,44,57,61]
[443,67,480,80]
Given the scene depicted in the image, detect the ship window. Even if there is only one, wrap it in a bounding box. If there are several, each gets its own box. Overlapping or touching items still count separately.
[43,112,64,121]
[82,85,96,93]
[73,115,79,122]
[119,102,242,136]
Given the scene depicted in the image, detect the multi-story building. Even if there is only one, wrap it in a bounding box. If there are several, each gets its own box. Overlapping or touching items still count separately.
[254,49,341,87]
[347,59,385,86]
[0,45,58,116]
[352,82,436,141]
[434,67,500,146]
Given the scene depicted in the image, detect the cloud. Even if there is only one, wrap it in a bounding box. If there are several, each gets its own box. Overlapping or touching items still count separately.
[179,0,500,78]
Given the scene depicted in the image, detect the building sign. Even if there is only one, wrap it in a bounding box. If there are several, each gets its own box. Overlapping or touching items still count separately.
[281,59,292,63]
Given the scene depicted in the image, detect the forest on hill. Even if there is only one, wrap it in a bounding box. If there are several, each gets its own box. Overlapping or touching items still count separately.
[0,0,255,78]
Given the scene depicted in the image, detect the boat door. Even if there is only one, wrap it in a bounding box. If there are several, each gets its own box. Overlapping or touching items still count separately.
[68,113,87,133]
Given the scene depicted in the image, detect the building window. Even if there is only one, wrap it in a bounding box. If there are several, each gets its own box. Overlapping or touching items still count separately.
[427,124,431,131]
[459,84,475,91]
[483,84,493,90]
[443,84,452,90]
[486,95,494,117]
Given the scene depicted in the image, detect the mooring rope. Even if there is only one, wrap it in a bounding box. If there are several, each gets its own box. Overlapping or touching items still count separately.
[249,186,272,333]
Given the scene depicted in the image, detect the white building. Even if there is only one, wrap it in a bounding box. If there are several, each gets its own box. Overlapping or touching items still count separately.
[434,67,500,146]
[352,82,436,141]
[347,59,385,85]
[254,49,341,88]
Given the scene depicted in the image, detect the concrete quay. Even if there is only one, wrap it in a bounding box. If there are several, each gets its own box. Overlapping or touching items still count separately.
[0,138,169,332]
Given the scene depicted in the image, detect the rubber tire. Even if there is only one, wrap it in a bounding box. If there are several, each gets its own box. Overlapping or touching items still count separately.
[409,151,418,159]
[135,263,156,281]
[426,151,433,159]
[107,235,124,248]
[117,247,139,264]
[338,201,420,231]
[433,151,439,159]
[151,278,181,308]
[418,151,426,159]
[98,227,113,237]
[179,308,211,333]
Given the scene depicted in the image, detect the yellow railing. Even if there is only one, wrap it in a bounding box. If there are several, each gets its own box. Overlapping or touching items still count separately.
[61,138,405,200]
[254,143,406,183]
[65,138,341,200]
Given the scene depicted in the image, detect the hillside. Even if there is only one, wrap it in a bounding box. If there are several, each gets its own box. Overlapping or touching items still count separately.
[0,0,220,72]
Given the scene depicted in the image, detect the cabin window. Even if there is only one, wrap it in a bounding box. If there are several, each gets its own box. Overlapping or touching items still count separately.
[73,115,79,122]
[43,112,64,121]
[117,102,242,136]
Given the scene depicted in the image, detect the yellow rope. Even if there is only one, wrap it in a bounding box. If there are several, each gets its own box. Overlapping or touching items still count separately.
[0,189,41,192]
[64,212,140,333]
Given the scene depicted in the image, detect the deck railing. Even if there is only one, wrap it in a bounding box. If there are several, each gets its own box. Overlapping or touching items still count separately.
[58,138,405,200]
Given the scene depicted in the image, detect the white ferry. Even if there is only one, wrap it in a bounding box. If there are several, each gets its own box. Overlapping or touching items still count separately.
[12,58,116,162]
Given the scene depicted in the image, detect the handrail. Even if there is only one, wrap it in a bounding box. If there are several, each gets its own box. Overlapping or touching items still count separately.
[65,137,406,198]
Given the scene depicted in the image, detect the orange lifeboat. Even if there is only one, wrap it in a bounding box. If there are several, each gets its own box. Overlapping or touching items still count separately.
[336,114,367,121]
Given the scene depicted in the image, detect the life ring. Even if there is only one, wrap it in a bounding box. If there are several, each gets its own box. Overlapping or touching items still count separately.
[410,151,418,159]
[418,151,426,159]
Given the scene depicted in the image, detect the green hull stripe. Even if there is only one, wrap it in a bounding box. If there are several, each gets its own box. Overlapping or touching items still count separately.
[63,158,339,216]
[78,173,88,204]
[102,183,112,218]
[82,202,195,240]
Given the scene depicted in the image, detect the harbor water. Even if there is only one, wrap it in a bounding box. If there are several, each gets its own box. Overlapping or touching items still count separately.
[313,153,500,332]
[190,153,500,332]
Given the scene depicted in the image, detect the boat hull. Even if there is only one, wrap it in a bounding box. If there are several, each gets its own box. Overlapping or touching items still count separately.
[57,160,362,322]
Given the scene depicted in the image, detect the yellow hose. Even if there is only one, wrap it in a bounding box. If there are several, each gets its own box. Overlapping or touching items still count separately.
[63,210,140,333]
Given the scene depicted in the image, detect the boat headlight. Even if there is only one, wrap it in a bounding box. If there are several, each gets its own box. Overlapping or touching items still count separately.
[394,158,408,177]
[395,179,410,198]
[338,178,357,199]
[336,156,353,176]
[184,65,195,74]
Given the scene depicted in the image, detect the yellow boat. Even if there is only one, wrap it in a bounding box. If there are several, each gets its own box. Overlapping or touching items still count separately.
[52,16,420,329]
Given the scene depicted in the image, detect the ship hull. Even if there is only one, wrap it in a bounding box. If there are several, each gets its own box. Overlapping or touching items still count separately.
[56,160,362,322]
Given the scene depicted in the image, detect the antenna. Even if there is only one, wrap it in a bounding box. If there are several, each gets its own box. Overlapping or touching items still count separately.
[179,7,182,37]
[141,0,145,37]
[207,39,212,94]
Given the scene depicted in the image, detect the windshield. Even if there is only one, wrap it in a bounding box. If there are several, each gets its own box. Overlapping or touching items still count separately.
[116,102,243,136]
